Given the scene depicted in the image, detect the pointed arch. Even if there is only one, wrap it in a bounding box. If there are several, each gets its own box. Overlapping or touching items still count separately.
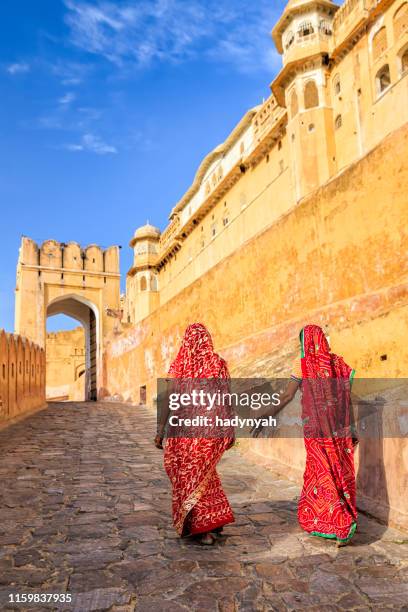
[304,80,319,109]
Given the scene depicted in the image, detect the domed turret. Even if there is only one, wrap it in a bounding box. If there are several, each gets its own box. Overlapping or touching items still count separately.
[126,222,161,325]
[272,0,338,59]
[271,0,338,201]
[131,223,161,245]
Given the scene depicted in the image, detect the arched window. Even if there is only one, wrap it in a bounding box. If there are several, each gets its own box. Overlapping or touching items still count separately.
[372,27,388,61]
[298,21,314,37]
[398,45,408,74]
[333,74,341,95]
[335,114,342,130]
[304,80,319,109]
[290,89,299,118]
[150,276,158,291]
[376,64,391,95]
[140,276,147,291]
[285,30,295,50]
[394,3,408,39]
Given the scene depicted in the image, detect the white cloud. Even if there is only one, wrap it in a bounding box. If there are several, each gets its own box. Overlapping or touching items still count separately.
[7,62,30,75]
[63,0,281,73]
[58,92,76,105]
[62,132,117,155]
[62,77,82,85]
[64,143,84,151]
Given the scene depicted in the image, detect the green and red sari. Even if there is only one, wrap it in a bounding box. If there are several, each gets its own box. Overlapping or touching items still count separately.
[297,325,357,543]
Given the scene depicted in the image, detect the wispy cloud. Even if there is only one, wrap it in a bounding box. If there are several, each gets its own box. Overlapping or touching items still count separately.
[58,92,76,105]
[49,60,90,86]
[64,0,281,73]
[6,62,30,75]
[62,132,117,155]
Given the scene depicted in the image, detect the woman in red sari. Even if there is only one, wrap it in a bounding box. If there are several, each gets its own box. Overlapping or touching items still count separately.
[155,323,234,545]
[254,324,357,546]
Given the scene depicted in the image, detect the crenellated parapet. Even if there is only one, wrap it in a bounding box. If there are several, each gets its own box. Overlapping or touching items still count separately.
[0,329,46,424]
[17,237,120,275]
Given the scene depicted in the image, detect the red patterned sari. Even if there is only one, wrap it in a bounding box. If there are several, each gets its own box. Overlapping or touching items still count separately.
[296,325,357,543]
[164,324,235,536]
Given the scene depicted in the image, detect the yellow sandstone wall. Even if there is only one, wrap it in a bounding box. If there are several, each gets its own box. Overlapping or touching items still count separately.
[0,331,46,426]
[103,122,408,529]
[46,327,85,401]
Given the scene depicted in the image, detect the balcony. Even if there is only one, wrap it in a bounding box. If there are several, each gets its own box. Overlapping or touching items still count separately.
[283,30,333,66]
[157,216,182,267]
[252,96,287,155]
[332,0,369,53]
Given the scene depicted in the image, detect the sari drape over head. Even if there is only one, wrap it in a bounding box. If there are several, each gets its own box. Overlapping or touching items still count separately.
[297,325,357,543]
[164,323,235,535]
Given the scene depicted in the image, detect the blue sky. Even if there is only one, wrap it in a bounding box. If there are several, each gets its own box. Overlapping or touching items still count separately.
[0,0,287,332]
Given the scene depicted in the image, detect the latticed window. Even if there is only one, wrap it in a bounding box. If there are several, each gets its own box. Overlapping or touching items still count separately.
[319,20,332,35]
[290,89,298,118]
[401,47,408,73]
[304,80,319,109]
[394,3,408,39]
[376,64,391,94]
[285,30,295,50]
[372,27,388,61]
[298,21,314,37]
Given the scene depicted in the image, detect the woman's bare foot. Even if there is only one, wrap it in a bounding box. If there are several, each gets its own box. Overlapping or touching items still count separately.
[199,532,216,545]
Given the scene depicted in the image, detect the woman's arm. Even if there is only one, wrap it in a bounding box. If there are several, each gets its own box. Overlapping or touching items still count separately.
[154,378,172,449]
[251,379,300,437]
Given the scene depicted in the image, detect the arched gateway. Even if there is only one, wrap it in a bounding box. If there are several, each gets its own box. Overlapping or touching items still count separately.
[14,237,121,400]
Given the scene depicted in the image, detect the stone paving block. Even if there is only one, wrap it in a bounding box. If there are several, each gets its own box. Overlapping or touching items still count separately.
[68,588,133,612]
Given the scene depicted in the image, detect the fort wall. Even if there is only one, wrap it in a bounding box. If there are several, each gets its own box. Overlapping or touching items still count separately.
[0,331,46,426]
[103,122,408,529]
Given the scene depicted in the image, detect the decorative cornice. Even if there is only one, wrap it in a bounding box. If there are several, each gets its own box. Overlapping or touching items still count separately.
[170,107,260,217]
[20,264,120,278]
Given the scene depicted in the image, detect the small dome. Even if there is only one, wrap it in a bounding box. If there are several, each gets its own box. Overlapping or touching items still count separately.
[133,223,161,240]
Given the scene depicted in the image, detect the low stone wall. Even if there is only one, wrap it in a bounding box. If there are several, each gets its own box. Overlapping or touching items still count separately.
[0,330,46,425]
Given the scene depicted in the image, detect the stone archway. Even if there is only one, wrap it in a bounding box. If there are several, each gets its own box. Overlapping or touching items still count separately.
[47,295,99,401]
[14,237,121,400]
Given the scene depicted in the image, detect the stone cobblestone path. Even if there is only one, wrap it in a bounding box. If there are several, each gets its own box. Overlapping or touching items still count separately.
[0,403,407,612]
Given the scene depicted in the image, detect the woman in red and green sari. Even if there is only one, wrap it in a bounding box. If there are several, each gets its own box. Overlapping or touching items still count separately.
[255,324,357,546]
